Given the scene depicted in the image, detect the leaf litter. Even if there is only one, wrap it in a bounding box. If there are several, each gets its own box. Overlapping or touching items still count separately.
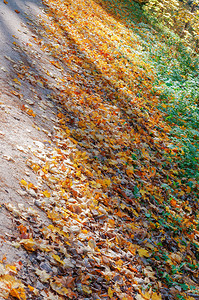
[1,0,198,299]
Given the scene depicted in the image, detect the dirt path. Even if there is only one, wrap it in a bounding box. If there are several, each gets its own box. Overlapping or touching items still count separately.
[0,0,58,294]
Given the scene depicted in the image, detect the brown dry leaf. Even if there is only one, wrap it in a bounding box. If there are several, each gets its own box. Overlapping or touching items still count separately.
[50,279,69,296]
[126,166,134,176]
[35,269,51,283]
[169,253,182,263]
[143,268,156,280]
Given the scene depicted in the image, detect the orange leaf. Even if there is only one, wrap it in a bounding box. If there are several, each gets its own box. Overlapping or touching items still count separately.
[28,285,34,292]
[170,199,177,207]
[10,287,26,300]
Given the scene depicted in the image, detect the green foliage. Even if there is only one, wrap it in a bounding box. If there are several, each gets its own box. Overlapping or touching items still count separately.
[151,42,199,179]
[128,1,199,180]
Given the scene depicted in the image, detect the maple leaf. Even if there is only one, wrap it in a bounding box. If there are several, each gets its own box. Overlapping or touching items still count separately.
[137,248,150,258]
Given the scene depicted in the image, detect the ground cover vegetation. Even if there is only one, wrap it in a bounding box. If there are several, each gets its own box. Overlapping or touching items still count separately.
[1,0,199,299]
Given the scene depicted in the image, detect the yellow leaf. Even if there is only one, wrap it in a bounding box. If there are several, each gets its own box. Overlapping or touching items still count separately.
[108,287,113,298]
[50,279,69,296]
[137,248,150,257]
[20,179,27,187]
[103,178,111,187]
[108,219,115,226]
[142,292,151,300]
[4,0,8,4]
[140,189,147,196]
[76,170,81,177]
[6,265,17,273]
[128,244,137,255]
[178,190,185,196]
[115,259,123,266]
[151,292,162,300]
[19,239,37,252]
[13,78,21,85]
[130,208,139,217]
[42,190,51,197]
[32,164,40,172]
[120,203,127,210]
[52,254,64,265]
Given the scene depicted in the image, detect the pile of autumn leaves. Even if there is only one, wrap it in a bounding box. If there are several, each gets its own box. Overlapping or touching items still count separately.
[2,0,199,299]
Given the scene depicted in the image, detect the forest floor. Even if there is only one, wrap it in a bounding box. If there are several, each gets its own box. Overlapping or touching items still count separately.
[0,0,198,299]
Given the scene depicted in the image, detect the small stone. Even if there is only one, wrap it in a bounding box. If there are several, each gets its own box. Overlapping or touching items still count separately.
[25,99,34,105]
[82,258,91,268]
[69,225,80,234]
[92,209,99,216]
[17,189,27,196]
[34,200,43,207]
[78,233,88,241]
[28,189,37,198]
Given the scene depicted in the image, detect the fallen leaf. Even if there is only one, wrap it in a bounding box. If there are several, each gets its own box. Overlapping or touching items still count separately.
[137,248,150,258]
